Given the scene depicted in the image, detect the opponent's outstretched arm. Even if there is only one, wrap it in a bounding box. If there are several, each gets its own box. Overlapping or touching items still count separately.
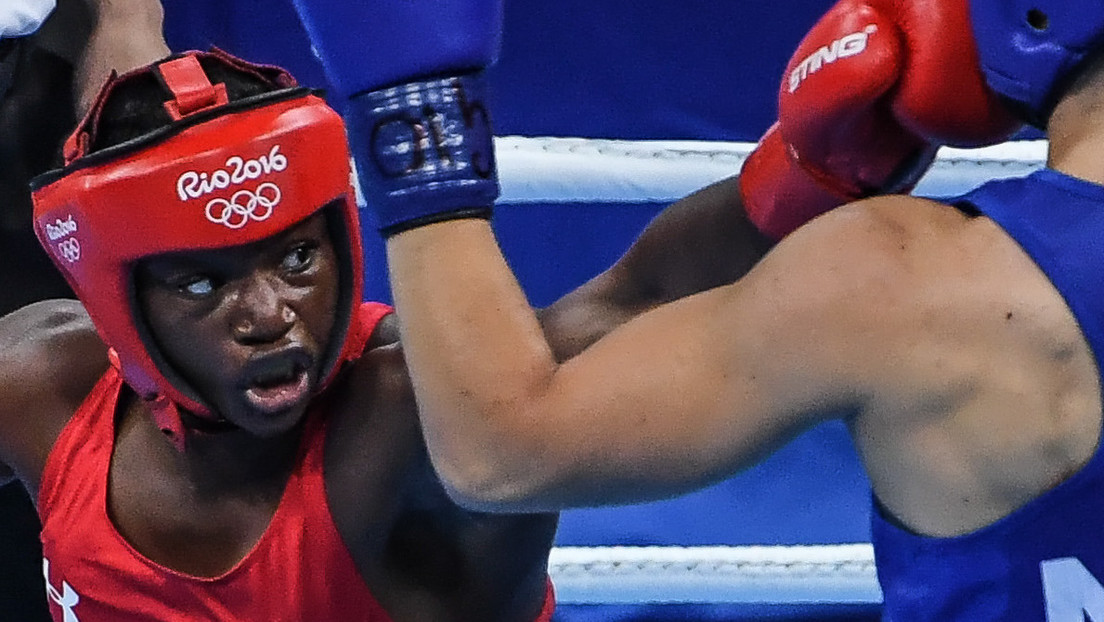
[391,207,918,511]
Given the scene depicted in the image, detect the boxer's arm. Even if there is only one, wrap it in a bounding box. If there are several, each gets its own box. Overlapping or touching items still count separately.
[72,0,169,116]
[539,176,772,361]
[0,300,107,492]
[387,197,922,512]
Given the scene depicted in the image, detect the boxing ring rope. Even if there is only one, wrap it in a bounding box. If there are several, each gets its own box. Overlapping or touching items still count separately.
[495,135,1047,204]
[548,544,880,605]
[485,135,1049,605]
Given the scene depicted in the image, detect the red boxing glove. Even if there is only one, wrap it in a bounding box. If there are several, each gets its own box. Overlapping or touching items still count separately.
[740,0,1022,240]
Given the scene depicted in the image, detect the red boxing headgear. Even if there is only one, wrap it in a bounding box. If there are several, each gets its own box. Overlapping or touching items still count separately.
[30,50,365,449]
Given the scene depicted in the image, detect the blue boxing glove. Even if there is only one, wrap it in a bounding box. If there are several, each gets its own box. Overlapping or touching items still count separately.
[290,0,503,237]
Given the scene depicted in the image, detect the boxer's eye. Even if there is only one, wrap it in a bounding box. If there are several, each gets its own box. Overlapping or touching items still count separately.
[281,242,317,274]
[174,276,215,297]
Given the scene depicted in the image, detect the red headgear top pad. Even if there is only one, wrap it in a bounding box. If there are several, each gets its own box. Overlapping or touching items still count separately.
[30,50,365,448]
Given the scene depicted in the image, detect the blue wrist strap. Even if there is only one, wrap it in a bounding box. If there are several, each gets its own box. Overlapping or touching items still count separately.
[344,73,498,236]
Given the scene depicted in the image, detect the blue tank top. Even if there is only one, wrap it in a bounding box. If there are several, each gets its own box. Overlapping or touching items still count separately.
[872,168,1104,622]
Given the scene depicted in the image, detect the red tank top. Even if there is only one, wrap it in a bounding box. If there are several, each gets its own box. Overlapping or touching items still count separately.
[38,302,555,621]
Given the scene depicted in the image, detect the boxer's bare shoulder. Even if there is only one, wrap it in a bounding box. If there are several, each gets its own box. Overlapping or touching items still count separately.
[0,299,109,487]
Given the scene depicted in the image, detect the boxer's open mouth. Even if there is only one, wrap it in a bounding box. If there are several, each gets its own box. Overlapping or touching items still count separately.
[241,351,313,413]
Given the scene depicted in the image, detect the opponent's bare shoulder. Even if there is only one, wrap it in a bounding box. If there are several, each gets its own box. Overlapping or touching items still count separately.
[770,193,989,292]
[0,299,109,485]
[762,192,1043,406]
[807,192,1029,295]
[736,195,986,382]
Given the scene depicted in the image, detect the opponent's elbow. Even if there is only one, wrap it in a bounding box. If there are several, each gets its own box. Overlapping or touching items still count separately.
[429,441,552,513]
[422,372,567,511]
[438,475,518,513]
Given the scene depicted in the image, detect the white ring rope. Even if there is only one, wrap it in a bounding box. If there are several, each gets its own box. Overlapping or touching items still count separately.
[547,544,881,605]
[495,136,1047,204]
[353,136,1045,207]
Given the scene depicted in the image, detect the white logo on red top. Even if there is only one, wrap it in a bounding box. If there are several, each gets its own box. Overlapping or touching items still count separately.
[43,558,81,622]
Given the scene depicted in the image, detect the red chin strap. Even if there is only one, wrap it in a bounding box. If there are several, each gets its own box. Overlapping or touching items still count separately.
[106,348,191,452]
[31,50,365,451]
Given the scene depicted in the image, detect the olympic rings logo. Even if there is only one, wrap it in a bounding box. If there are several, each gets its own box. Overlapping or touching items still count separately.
[56,238,81,263]
[204,183,281,229]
